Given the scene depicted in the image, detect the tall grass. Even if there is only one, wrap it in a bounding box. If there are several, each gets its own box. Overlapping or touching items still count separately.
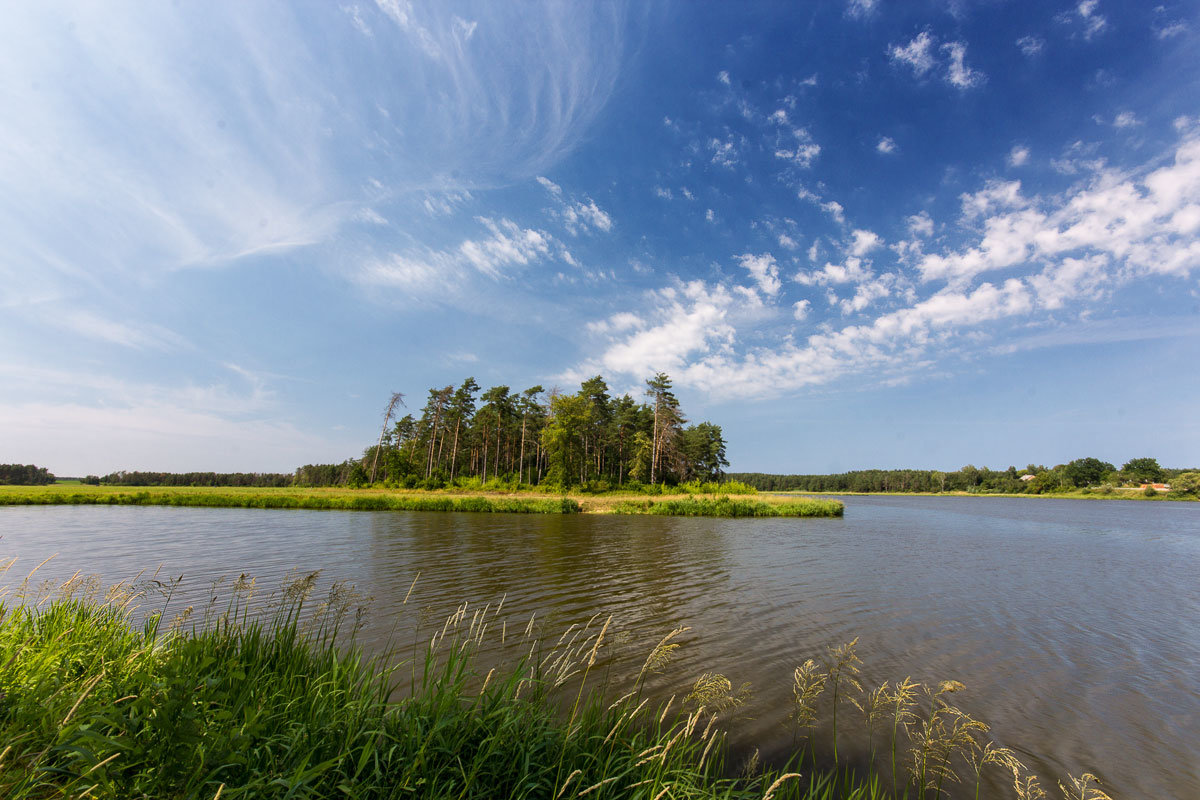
[0,570,888,800]
[0,487,581,514]
[608,497,844,518]
[0,566,1113,800]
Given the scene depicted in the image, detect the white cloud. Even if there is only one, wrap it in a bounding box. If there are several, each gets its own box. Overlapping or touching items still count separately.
[355,208,389,225]
[422,190,473,216]
[55,311,190,352]
[889,31,937,76]
[796,256,873,286]
[575,276,1035,400]
[1113,111,1141,129]
[960,180,1025,219]
[775,130,822,168]
[570,130,1200,403]
[737,253,782,297]
[717,70,731,85]
[562,199,613,235]
[877,136,898,154]
[822,201,846,225]
[846,0,878,19]
[917,130,1200,284]
[889,33,984,89]
[1059,0,1108,39]
[586,310,642,334]
[1008,146,1031,167]
[0,2,630,318]
[849,229,884,257]
[1016,35,1044,56]
[543,180,614,235]
[655,186,674,200]
[1155,20,1188,39]
[360,215,564,292]
[536,176,563,196]
[705,209,716,223]
[579,281,739,378]
[908,211,934,237]
[709,137,739,168]
[942,42,984,89]
[778,233,799,250]
[459,217,552,277]
[838,274,894,314]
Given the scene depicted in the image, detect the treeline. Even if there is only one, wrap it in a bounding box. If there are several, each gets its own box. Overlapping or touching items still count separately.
[96,471,293,488]
[0,464,56,485]
[730,456,1200,495]
[356,372,728,490]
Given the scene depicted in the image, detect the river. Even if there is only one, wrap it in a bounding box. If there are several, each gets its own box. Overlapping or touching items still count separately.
[1,496,1196,798]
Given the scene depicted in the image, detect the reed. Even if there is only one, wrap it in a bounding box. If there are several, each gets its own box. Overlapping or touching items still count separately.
[0,565,1116,800]
[0,568,885,800]
[608,496,843,518]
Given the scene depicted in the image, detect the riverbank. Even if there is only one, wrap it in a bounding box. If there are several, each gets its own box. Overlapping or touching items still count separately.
[770,488,1196,502]
[0,485,843,517]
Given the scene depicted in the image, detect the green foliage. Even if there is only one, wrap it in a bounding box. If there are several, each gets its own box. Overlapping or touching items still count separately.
[1170,472,1200,496]
[1062,457,1116,488]
[609,496,843,518]
[0,488,581,514]
[0,463,55,485]
[1121,457,1165,484]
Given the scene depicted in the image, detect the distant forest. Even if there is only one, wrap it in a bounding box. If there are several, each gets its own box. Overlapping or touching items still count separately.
[0,464,56,485]
[730,456,1199,495]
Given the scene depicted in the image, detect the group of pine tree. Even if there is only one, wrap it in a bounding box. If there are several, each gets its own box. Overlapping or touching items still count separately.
[296,373,729,490]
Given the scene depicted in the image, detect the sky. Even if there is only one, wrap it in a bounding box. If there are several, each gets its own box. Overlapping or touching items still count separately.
[2,0,1199,476]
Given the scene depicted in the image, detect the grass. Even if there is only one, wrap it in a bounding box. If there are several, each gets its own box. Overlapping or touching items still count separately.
[0,485,844,518]
[770,488,1197,502]
[0,569,885,800]
[607,496,845,518]
[0,565,1116,800]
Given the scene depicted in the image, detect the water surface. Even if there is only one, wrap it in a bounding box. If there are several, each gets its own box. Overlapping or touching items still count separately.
[2,496,1197,798]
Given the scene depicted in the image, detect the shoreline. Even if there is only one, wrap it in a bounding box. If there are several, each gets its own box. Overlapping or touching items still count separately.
[769,488,1196,502]
[0,485,844,518]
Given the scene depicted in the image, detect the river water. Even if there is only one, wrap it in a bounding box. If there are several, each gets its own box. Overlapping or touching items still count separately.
[1,496,1196,798]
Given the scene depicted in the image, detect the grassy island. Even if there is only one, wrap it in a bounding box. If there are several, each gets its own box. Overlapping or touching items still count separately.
[0,485,844,518]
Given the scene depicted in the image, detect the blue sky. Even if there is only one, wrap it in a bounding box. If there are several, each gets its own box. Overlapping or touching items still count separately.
[3,0,1199,475]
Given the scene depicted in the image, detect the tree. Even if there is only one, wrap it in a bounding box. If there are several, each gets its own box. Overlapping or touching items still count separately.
[478,386,513,482]
[446,378,479,481]
[681,422,728,482]
[1063,457,1116,488]
[1121,457,1164,484]
[516,385,544,485]
[541,393,593,486]
[1170,472,1200,496]
[369,392,405,483]
[645,373,684,485]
